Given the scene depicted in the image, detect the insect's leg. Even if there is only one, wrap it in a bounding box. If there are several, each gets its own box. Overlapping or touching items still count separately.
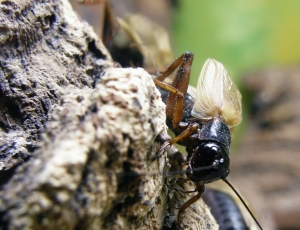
[155,51,193,82]
[154,123,198,159]
[174,148,196,186]
[154,51,194,128]
[177,183,205,226]
[169,123,198,145]
[177,183,202,194]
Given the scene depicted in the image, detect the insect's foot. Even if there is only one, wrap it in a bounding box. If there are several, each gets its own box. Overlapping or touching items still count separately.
[151,141,170,161]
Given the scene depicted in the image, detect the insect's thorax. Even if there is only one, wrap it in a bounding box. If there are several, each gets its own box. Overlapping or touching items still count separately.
[167,117,231,150]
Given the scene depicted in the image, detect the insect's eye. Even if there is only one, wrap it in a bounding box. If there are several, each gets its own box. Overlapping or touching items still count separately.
[202,143,221,156]
[197,142,228,165]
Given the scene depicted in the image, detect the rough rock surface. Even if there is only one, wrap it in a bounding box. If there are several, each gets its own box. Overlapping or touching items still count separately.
[0,0,112,173]
[0,67,168,229]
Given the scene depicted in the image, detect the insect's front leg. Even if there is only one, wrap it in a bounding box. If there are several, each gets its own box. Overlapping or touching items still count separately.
[154,123,198,160]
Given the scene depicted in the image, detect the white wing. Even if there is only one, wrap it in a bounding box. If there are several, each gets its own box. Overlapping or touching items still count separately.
[191,59,242,127]
[187,85,197,98]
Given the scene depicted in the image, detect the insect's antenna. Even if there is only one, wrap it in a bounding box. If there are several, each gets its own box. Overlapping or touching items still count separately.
[114,165,217,178]
[222,178,263,230]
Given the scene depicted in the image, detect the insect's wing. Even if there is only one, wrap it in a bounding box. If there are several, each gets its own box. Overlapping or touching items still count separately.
[222,66,242,127]
[191,59,242,127]
[187,85,197,98]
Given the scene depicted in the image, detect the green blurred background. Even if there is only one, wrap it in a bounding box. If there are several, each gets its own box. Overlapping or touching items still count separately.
[171,0,300,147]
[172,0,300,84]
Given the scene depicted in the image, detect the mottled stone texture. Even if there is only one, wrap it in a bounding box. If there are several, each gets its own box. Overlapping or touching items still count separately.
[0,67,169,229]
[0,0,112,172]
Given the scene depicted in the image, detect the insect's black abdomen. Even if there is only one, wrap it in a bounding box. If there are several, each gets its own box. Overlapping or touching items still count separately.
[203,188,248,230]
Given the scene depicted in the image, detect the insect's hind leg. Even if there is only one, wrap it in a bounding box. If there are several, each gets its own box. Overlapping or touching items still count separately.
[154,51,194,129]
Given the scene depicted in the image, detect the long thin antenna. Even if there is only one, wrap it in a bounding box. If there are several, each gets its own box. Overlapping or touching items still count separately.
[116,165,218,177]
[222,178,263,230]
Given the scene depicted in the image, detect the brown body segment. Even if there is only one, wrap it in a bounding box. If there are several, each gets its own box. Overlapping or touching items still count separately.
[154,52,194,128]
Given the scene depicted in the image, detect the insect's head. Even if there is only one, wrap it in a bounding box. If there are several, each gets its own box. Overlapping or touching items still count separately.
[190,140,230,183]
[186,118,231,183]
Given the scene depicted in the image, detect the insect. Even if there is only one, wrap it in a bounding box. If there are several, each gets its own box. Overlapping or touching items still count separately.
[154,52,263,230]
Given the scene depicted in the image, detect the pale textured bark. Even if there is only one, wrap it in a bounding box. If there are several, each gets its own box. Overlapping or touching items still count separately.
[0,0,112,173]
